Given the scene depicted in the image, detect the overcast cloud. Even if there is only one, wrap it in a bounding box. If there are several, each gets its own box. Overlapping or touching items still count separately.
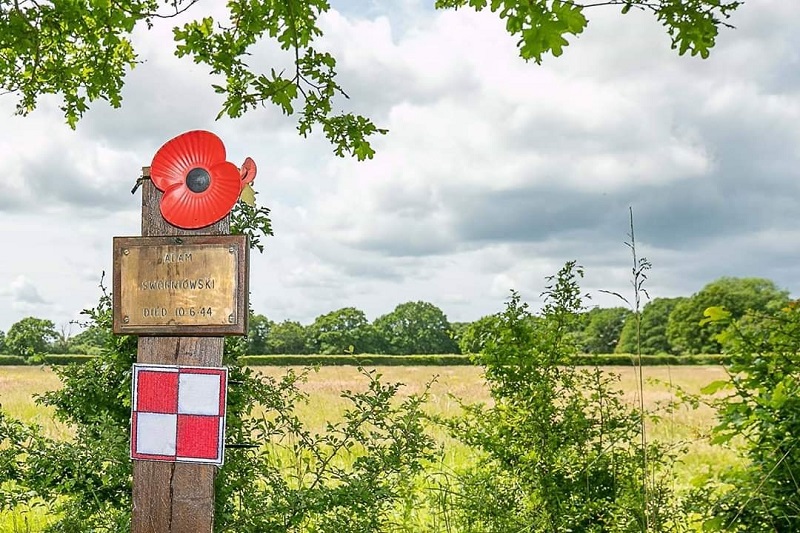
[0,1,799,332]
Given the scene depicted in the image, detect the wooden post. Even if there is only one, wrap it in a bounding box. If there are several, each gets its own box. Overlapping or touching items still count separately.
[131,170,226,533]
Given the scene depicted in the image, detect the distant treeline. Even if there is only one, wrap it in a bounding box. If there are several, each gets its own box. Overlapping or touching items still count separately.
[0,353,734,367]
[0,276,791,358]
[231,276,792,357]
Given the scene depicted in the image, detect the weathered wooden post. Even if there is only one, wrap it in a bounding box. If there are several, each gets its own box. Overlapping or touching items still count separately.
[112,131,254,532]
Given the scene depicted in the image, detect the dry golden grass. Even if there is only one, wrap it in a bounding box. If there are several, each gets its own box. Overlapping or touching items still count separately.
[0,366,70,440]
[0,364,725,444]
[254,365,724,424]
[250,364,734,484]
[607,365,740,486]
[254,365,488,424]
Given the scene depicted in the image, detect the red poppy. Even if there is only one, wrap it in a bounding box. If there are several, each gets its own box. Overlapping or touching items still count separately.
[150,130,243,229]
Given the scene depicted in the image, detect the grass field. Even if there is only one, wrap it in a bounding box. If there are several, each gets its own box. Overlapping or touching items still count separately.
[0,364,734,532]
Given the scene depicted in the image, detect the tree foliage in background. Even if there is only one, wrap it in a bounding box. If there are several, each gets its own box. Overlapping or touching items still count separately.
[441,262,681,532]
[308,307,377,354]
[449,321,470,352]
[246,313,273,355]
[68,324,112,355]
[374,301,459,355]
[1,0,741,158]
[617,297,685,355]
[5,316,57,358]
[266,319,311,354]
[578,306,632,354]
[8,275,796,358]
[667,277,788,354]
[691,303,800,532]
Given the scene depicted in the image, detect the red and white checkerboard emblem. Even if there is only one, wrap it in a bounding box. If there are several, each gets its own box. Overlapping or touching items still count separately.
[131,364,227,465]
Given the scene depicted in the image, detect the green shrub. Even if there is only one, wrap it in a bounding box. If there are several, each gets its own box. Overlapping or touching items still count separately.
[0,290,137,528]
[241,353,728,367]
[691,305,800,532]
[458,315,501,354]
[2,351,728,367]
[240,354,473,366]
[579,353,730,366]
[439,262,684,532]
[40,354,97,365]
[0,355,26,366]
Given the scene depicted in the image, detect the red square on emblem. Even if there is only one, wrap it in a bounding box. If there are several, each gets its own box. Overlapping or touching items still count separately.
[177,415,221,460]
[136,370,178,413]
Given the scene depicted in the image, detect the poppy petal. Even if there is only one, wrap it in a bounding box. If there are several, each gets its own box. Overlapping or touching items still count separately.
[240,157,257,185]
[159,185,197,228]
[151,131,226,191]
[204,160,243,215]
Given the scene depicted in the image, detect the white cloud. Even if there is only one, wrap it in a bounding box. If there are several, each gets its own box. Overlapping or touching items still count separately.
[4,276,48,305]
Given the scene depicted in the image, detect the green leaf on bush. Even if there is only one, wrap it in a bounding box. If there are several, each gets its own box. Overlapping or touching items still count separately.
[709,431,733,446]
[700,379,730,395]
[700,306,731,326]
[770,381,787,408]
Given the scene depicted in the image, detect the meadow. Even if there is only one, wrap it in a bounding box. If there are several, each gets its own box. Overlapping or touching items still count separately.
[0,364,735,532]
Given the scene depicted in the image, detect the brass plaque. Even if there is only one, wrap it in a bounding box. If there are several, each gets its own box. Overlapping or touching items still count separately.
[113,235,248,336]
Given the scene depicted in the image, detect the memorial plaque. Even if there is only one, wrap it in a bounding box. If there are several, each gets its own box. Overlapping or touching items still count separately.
[113,235,248,335]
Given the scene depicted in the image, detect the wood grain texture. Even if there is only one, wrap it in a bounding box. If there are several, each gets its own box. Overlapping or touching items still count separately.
[132,172,227,533]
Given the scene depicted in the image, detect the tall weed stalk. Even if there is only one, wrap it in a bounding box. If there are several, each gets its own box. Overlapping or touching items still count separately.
[602,208,654,531]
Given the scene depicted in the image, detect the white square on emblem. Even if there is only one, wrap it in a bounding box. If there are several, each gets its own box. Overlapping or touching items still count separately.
[178,373,222,416]
[135,413,177,456]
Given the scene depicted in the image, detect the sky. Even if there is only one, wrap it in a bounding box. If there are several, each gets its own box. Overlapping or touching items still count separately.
[0,1,799,334]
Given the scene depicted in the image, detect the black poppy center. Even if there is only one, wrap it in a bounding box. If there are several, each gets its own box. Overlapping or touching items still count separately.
[186,167,211,193]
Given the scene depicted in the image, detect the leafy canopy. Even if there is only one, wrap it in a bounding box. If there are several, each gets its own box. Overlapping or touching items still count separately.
[5,316,57,358]
[666,277,788,354]
[309,307,376,354]
[246,313,273,355]
[374,301,459,355]
[616,297,685,355]
[266,319,310,354]
[1,0,741,158]
[578,306,631,354]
